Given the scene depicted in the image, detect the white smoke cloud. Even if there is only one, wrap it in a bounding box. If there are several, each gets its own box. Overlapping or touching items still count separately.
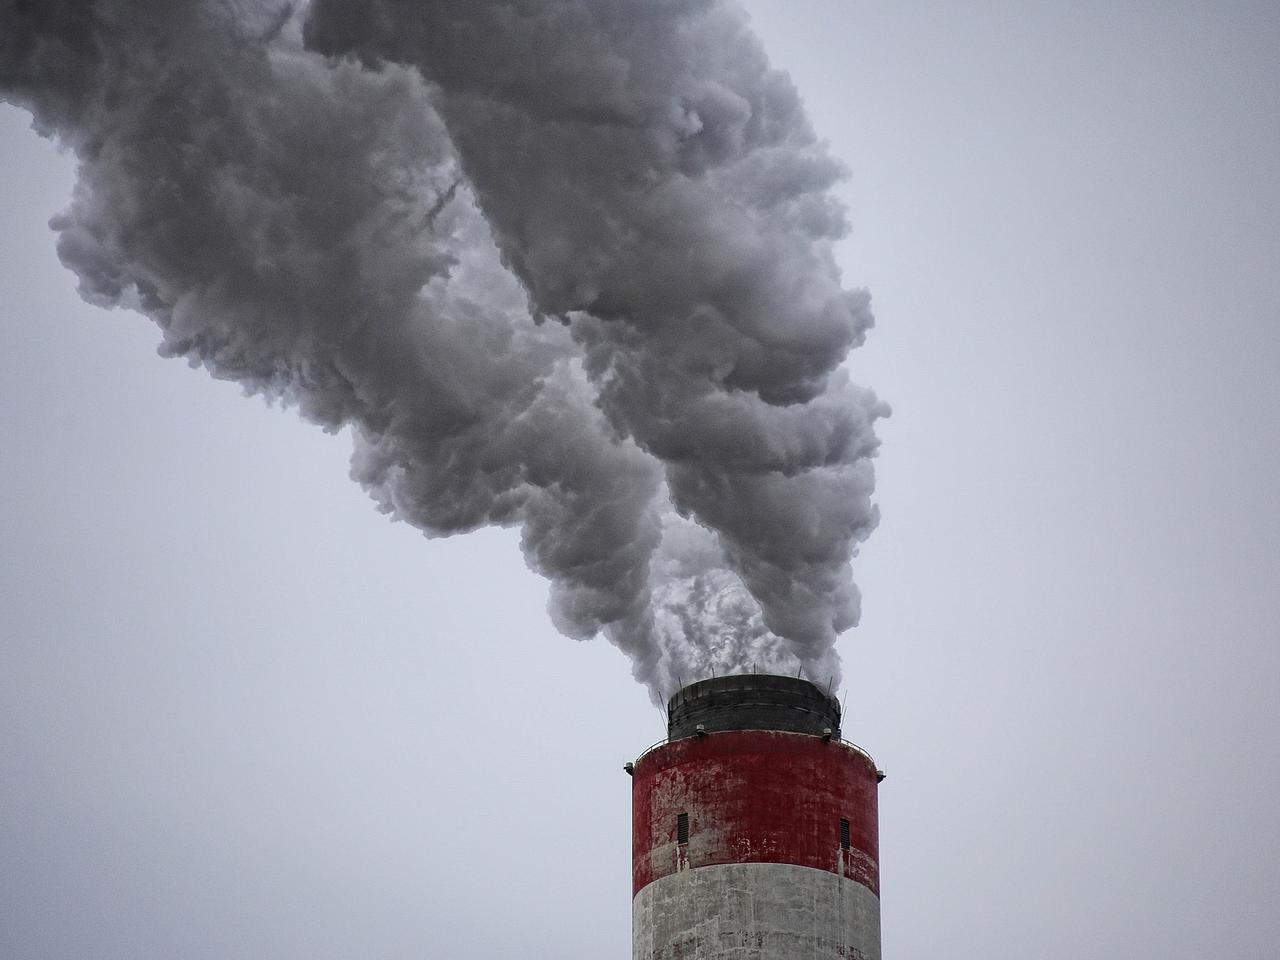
[1,0,885,700]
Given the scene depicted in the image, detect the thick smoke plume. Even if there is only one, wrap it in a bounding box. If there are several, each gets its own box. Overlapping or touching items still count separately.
[0,0,887,699]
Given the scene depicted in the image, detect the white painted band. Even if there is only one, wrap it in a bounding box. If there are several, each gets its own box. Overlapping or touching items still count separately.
[632,861,881,960]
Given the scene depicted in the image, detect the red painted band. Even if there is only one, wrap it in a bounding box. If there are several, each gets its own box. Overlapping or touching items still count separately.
[632,730,879,897]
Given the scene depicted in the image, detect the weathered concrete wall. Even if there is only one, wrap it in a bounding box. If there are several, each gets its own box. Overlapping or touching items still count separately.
[632,862,881,960]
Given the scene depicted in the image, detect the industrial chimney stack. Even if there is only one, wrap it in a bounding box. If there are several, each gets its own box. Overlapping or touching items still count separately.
[629,674,883,960]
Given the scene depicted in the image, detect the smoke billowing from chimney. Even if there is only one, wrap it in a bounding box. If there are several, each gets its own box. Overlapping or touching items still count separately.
[0,0,887,699]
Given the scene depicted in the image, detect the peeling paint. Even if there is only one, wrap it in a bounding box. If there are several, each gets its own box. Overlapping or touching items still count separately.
[632,731,880,897]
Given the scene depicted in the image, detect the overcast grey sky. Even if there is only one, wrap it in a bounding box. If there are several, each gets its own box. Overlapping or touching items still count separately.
[2,3,1278,959]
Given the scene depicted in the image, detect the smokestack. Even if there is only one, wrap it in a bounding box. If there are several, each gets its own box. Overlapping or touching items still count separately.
[630,674,882,959]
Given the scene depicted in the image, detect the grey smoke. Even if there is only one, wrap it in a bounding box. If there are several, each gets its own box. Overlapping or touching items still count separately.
[0,0,886,699]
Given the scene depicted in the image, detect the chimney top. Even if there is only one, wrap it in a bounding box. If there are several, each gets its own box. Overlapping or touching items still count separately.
[666,674,841,740]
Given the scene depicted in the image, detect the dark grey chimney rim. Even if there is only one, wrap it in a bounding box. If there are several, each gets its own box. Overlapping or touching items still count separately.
[666,673,841,740]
